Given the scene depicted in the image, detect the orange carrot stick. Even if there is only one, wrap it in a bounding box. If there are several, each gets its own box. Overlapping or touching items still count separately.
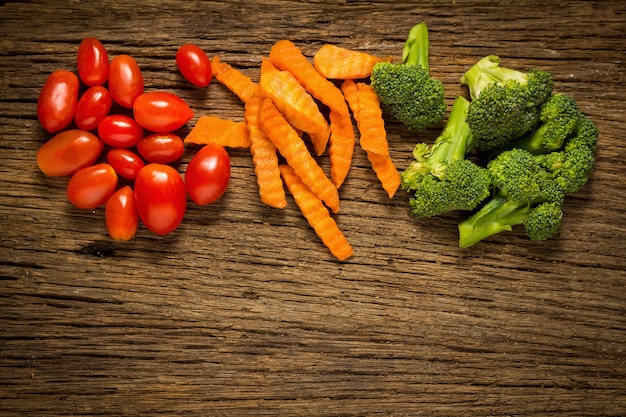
[211,56,259,103]
[257,98,340,214]
[341,79,360,116]
[367,152,401,198]
[269,39,348,115]
[244,95,287,209]
[184,115,251,148]
[259,68,330,153]
[279,164,353,260]
[354,82,388,156]
[313,44,392,80]
[328,109,355,188]
[260,56,278,74]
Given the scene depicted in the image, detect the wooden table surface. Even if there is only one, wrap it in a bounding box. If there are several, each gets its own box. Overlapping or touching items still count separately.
[1,1,625,415]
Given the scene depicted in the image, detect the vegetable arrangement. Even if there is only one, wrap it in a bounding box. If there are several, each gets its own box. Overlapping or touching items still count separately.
[34,22,599,258]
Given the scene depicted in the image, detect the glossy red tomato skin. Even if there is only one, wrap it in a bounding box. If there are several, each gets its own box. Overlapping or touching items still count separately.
[106,148,145,180]
[134,163,186,236]
[105,185,138,241]
[66,163,118,210]
[74,86,112,131]
[133,91,193,133]
[37,129,104,177]
[76,37,109,86]
[185,144,231,205]
[176,44,212,87]
[37,70,80,133]
[98,114,144,148]
[108,54,144,108]
[136,133,184,164]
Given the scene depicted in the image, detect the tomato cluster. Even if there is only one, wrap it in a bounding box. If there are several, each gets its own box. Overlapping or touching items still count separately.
[36,38,230,240]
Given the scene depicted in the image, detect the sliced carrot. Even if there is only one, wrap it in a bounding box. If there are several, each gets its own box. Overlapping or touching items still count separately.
[260,56,278,74]
[279,164,353,260]
[257,98,340,214]
[244,95,287,209]
[269,39,348,115]
[341,79,399,198]
[259,68,330,152]
[354,82,388,156]
[184,115,251,148]
[367,152,401,198]
[211,56,259,104]
[313,44,392,80]
[327,109,355,188]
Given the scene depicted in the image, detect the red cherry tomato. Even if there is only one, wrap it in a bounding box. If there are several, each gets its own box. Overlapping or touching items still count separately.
[176,44,212,87]
[108,54,144,108]
[76,37,109,86]
[134,163,186,236]
[37,70,79,133]
[136,133,184,164]
[37,129,104,177]
[106,148,145,180]
[105,185,138,241]
[133,91,193,133]
[185,144,230,205]
[74,86,112,131]
[98,114,144,148]
[66,163,118,209]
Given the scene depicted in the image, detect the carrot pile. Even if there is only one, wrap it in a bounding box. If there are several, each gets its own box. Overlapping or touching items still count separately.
[184,41,398,260]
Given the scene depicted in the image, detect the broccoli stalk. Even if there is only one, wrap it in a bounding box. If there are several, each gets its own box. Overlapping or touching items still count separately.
[370,22,446,133]
[401,96,491,218]
[458,148,565,248]
[460,55,554,152]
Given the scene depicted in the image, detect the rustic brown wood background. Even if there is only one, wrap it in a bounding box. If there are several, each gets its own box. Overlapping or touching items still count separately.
[1,0,624,415]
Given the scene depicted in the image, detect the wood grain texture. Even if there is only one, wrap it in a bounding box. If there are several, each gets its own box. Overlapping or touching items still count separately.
[0,0,625,416]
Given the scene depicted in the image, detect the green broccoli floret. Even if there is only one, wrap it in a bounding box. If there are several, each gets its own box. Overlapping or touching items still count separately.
[401,96,491,217]
[504,93,583,155]
[460,55,554,152]
[458,148,565,248]
[536,113,599,194]
[370,22,446,132]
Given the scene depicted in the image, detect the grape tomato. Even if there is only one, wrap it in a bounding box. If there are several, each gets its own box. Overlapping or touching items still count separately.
[37,70,79,133]
[185,144,230,205]
[176,43,212,87]
[134,163,186,236]
[98,114,144,148]
[133,91,193,133]
[77,37,109,86]
[37,129,104,177]
[105,185,138,241]
[66,163,118,210]
[74,85,112,131]
[108,54,144,108]
[107,148,145,180]
[136,133,184,164]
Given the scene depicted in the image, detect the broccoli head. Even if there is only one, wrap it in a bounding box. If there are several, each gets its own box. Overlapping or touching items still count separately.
[460,55,554,152]
[370,22,446,133]
[401,96,491,217]
[458,148,565,248]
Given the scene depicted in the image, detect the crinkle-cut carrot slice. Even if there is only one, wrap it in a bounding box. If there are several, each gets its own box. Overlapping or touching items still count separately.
[259,68,330,148]
[313,44,393,80]
[244,95,287,209]
[211,56,259,104]
[260,56,279,74]
[328,109,355,189]
[269,39,349,115]
[257,98,340,214]
[184,115,251,148]
[341,79,360,116]
[354,82,388,156]
[279,164,353,261]
[366,151,401,198]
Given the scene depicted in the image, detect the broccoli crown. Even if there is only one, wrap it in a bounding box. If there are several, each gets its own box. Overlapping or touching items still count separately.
[458,148,565,248]
[370,22,446,133]
[506,93,583,154]
[401,96,490,217]
[524,202,564,241]
[538,114,599,194]
[460,55,554,152]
